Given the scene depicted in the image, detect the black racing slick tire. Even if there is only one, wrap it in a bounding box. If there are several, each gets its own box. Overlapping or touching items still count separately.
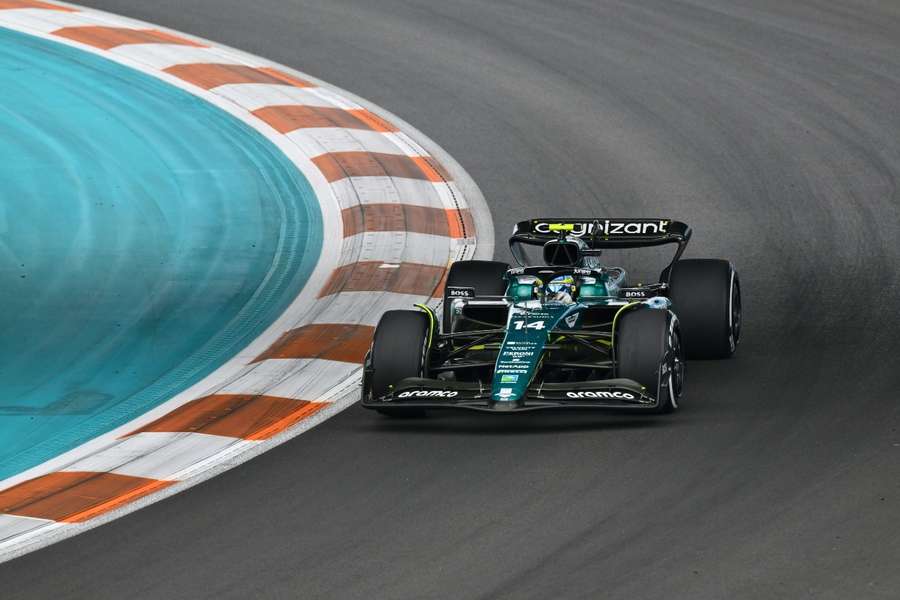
[442,260,510,332]
[663,259,741,360]
[370,310,431,417]
[616,309,684,413]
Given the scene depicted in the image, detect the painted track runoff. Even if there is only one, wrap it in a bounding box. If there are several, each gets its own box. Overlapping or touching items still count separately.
[0,0,487,561]
[0,25,322,481]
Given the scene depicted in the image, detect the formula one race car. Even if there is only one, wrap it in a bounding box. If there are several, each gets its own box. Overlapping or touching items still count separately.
[361,218,741,415]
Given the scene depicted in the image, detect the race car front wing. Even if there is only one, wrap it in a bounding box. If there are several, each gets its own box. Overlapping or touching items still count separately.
[361,377,661,412]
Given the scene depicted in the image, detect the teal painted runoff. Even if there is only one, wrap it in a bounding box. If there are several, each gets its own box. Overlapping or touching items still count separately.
[0,28,322,479]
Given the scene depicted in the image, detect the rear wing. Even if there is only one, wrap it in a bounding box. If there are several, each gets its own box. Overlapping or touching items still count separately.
[510,218,690,249]
[509,218,691,272]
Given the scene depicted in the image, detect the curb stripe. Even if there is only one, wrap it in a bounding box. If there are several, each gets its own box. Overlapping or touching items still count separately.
[0,515,54,543]
[254,105,397,133]
[449,206,476,239]
[330,178,447,209]
[288,128,421,159]
[255,67,313,88]
[0,472,174,523]
[342,204,472,238]
[318,262,446,297]
[0,1,73,10]
[312,151,451,183]
[340,232,453,268]
[215,359,360,398]
[109,45,244,70]
[164,63,313,89]
[59,433,240,480]
[253,323,374,363]
[54,26,202,49]
[126,394,327,440]
[210,83,333,110]
[303,291,429,326]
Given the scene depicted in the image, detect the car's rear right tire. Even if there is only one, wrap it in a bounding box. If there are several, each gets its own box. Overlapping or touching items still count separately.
[370,310,431,417]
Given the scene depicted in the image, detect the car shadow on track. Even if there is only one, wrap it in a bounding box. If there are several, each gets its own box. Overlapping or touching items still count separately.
[354,405,676,435]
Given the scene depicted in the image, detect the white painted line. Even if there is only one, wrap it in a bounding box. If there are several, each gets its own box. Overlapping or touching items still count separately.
[0,9,97,32]
[212,83,331,111]
[214,359,360,399]
[340,231,453,267]
[59,432,241,481]
[330,177,446,210]
[288,128,420,157]
[0,515,57,544]
[305,291,426,326]
[110,44,248,69]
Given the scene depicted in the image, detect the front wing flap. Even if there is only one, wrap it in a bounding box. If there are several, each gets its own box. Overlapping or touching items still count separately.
[362,377,660,412]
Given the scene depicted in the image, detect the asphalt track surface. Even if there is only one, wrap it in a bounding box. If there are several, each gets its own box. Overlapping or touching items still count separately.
[5,1,900,598]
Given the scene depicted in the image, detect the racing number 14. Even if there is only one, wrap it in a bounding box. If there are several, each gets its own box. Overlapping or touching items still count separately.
[512,320,546,331]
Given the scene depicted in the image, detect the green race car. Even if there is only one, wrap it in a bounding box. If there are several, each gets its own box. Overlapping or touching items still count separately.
[361,218,741,415]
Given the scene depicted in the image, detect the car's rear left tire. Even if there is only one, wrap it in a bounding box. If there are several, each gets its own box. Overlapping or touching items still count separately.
[370,310,431,417]
[616,308,684,413]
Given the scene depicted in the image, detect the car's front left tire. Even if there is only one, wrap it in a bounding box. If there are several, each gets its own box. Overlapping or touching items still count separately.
[616,308,684,413]
[369,310,431,417]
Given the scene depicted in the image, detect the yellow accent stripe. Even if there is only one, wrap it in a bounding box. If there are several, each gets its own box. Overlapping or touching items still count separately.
[415,303,436,348]
[611,302,641,349]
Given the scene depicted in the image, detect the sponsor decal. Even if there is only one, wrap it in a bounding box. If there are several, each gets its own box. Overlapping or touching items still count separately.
[622,288,649,299]
[566,390,636,400]
[397,390,459,398]
[564,313,579,327]
[500,374,519,383]
[512,319,546,331]
[534,220,669,238]
[495,387,515,399]
[447,286,475,298]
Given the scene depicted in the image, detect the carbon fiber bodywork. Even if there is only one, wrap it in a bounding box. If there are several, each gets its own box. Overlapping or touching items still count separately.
[362,376,661,412]
[361,218,695,414]
[361,272,676,413]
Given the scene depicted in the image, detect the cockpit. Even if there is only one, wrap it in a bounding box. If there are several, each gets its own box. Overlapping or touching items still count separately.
[506,268,627,305]
[505,232,627,305]
[503,218,691,306]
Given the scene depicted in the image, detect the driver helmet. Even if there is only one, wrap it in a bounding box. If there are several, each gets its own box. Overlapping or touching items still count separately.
[546,275,577,304]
